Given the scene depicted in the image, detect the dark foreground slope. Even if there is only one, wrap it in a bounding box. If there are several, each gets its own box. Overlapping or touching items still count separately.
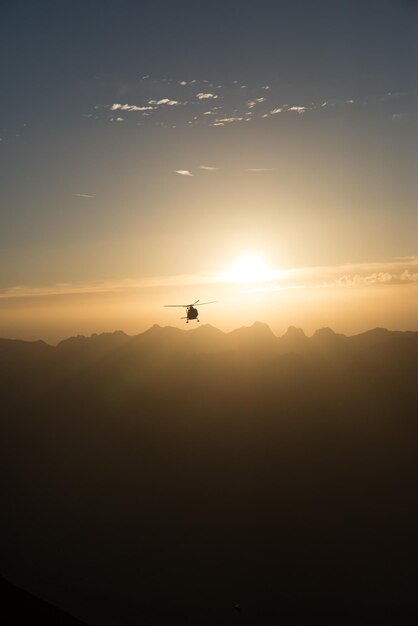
[1,324,418,624]
[0,575,88,625]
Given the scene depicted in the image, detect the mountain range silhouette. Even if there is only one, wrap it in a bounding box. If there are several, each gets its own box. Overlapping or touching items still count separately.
[1,323,417,624]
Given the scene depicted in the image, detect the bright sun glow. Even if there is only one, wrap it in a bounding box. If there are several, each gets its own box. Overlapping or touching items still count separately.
[221,254,280,284]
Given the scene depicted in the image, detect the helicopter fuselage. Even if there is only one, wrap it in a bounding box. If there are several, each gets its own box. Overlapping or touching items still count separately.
[187,306,198,320]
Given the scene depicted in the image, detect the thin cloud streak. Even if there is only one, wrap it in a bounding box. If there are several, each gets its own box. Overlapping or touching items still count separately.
[0,273,219,299]
[111,103,154,111]
[175,170,193,176]
[2,258,417,300]
[246,168,276,172]
[74,193,95,198]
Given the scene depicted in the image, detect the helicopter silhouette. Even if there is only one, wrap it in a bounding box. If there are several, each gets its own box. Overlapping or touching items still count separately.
[164,299,216,323]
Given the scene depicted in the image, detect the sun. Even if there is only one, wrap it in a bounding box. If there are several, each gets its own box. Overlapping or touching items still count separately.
[222,253,279,284]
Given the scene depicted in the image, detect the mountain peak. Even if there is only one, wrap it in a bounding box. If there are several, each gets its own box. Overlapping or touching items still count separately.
[283,326,306,339]
[251,321,273,332]
[313,327,336,337]
[369,327,390,335]
[139,324,185,341]
[227,322,276,351]
[349,327,393,348]
[144,323,176,334]
[58,329,129,349]
[311,327,348,343]
[277,326,308,355]
[190,324,225,336]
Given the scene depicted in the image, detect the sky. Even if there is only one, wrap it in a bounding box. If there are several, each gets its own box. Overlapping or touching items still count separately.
[1,0,417,342]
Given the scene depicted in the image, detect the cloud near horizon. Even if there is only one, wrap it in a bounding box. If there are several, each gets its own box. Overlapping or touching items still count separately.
[1,258,417,300]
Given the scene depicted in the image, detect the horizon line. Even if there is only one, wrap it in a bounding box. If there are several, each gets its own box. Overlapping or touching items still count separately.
[1,321,416,348]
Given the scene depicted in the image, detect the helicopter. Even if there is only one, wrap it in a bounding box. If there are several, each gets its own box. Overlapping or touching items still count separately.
[164,299,216,323]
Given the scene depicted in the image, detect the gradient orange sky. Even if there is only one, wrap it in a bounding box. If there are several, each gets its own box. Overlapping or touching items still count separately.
[1,1,417,342]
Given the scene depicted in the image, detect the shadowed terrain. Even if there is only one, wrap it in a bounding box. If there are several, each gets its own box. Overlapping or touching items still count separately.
[1,323,418,624]
[0,575,88,625]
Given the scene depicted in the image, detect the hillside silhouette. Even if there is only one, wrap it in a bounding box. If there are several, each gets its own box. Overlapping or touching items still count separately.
[1,323,418,624]
[0,575,88,625]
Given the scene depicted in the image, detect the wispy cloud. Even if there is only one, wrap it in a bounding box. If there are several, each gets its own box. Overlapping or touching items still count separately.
[149,98,180,106]
[199,165,220,170]
[211,117,244,126]
[288,106,310,114]
[0,274,220,299]
[94,76,417,131]
[175,170,194,176]
[246,168,275,172]
[111,103,154,111]
[296,258,418,289]
[248,97,266,109]
[74,193,95,198]
[196,93,218,100]
[320,272,394,288]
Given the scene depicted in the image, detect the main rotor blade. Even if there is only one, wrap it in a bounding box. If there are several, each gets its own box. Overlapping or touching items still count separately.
[164,299,215,308]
